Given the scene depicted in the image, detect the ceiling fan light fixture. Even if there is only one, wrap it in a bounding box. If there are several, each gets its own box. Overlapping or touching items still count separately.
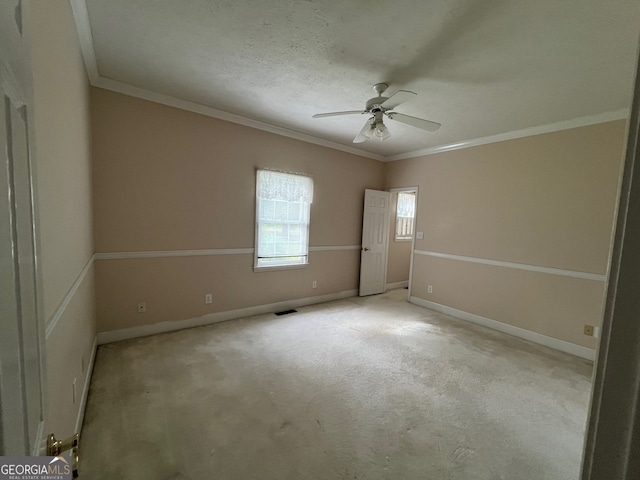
[362,119,375,140]
[374,122,390,141]
[313,84,440,144]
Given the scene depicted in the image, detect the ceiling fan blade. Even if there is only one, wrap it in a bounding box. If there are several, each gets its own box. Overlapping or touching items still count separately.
[313,110,365,118]
[353,119,373,143]
[386,112,441,132]
[380,90,417,109]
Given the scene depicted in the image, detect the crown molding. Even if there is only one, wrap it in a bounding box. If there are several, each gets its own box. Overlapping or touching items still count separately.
[70,0,629,164]
[386,109,629,161]
[70,0,99,82]
[91,76,386,161]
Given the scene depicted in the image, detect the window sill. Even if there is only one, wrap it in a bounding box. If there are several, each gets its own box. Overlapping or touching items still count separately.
[253,263,309,273]
[395,238,413,242]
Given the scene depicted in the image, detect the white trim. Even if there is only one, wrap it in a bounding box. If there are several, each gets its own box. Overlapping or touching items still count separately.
[95,248,254,260]
[69,0,99,82]
[386,281,409,290]
[387,187,420,298]
[413,249,606,282]
[75,336,97,434]
[309,245,360,252]
[389,186,420,192]
[95,245,361,260]
[253,263,309,273]
[32,421,45,456]
[93,76,385,162]
[45,254,95,339]
[68,0,382,161]
[410,296,596,361]
[69,1,627,164]
[387,109,629,161]
[97,289,358,344]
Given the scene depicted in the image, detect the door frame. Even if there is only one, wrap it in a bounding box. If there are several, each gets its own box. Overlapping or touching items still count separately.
[580,41,640,479]
[0,0,48,456]
[387,186,419,298]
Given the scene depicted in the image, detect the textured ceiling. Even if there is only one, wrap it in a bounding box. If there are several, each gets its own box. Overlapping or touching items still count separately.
[83,0,640,158]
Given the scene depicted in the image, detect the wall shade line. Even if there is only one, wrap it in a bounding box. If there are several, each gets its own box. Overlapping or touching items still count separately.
[413,249,606,281]
[45,254,95,339]
[309,245,360,251]
[95,245,361,260]
[45,245,362,339]
[95,248,254,260]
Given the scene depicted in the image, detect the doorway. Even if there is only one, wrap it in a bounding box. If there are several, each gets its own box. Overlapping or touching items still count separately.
[386,187,418,297]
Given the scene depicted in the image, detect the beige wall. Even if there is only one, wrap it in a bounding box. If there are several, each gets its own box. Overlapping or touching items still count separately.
[386,120,626,348]
[31,0,96,438]
[20,1,628,441]
[91,88,384,332]
[386,192,412,285]
[91,85,624,350]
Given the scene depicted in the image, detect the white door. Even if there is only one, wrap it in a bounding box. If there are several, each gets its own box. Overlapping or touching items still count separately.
[359,189,391,296]
[0,0,46,456]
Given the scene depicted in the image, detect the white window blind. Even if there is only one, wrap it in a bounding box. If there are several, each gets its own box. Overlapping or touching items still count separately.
[255,170,313,268]
[395,192,416,240]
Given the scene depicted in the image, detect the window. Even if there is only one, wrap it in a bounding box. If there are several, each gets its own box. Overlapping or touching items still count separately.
[395,191,416,240]
[255,169,313,269]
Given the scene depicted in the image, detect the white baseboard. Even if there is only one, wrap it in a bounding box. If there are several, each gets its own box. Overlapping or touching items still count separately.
[410,296,596,361]
[386,281,409,290]
[97,289,359,345]
[75,335,98,434]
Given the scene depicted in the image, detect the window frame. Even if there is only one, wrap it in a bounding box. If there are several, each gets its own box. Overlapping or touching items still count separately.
[253,169,313,272]
[394,191,416,241]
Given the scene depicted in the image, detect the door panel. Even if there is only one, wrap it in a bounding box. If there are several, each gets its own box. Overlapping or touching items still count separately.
[0,84,29,456]
[10,103,42,450]
[0,0,46,455]
[359,189,390,296]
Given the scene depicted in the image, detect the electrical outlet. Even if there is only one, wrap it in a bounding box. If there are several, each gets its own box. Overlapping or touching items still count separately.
[205,293,213,304]
[584,324,594,336]
[137,302,146,313]
[312,281,317,289]
[427,285,433,294]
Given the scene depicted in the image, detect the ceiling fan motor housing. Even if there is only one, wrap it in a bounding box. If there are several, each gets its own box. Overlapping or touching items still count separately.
[366,97,389,113]
[311,82,441,143]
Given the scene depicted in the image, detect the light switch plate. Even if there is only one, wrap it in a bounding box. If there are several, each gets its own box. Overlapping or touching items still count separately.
[416,231,424,239]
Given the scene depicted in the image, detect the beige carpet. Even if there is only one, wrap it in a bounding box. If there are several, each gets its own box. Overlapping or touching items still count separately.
[80,289,592,479]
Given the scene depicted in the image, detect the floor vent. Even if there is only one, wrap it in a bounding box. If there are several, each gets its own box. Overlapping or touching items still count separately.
[275,309,297,316]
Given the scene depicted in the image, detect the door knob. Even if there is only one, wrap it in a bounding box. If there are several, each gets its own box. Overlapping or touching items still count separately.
[362,247,370,251]
[47,433,79,478]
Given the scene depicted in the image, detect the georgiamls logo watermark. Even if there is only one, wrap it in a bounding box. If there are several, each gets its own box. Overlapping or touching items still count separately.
[0,455,72,480]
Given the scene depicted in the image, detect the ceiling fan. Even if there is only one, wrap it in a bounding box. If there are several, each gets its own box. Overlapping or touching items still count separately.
[312,83,441,143]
